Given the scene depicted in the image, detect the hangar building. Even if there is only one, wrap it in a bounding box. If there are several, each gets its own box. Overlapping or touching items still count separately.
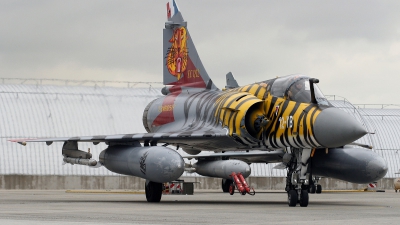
[1,79,399,181]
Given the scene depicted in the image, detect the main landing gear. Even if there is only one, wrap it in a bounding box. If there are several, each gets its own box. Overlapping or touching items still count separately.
[145,180,163,202]
[222,179,233,193]
[308,176,322,194]
[285,148,313,207]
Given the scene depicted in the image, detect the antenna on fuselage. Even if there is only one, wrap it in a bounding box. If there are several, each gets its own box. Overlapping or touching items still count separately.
[225,72,239,89]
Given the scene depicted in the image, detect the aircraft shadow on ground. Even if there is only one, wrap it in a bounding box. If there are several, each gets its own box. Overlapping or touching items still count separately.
[28,199,369,207]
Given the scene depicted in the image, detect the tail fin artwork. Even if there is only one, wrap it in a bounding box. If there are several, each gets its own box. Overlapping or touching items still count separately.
[163,0,217,90]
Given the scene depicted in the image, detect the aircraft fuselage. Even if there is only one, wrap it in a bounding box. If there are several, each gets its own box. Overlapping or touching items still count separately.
[143,76,367,152]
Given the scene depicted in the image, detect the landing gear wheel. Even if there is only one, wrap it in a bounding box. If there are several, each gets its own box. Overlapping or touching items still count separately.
[316,184,322,194]
[288,190,298,207]
[222,179,233,193]
[145,181,163,202]
[229,184,235,195]
[299,190,309,207]
[309,185,316,194]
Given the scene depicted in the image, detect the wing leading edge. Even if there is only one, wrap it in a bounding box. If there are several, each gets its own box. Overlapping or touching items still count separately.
[10,131,240,151]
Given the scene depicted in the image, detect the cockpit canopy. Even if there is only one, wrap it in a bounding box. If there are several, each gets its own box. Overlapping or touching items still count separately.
[269,74,329,106]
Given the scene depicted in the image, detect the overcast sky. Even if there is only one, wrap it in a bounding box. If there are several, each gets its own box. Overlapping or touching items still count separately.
[1,0,400,104]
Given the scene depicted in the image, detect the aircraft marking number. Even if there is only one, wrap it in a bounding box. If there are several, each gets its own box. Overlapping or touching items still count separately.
[279,116,293,129]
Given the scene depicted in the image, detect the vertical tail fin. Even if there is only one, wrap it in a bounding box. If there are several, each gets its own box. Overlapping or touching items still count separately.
[163,0,217,90]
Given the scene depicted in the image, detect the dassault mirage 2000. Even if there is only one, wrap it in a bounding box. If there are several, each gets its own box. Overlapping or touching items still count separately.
[12,0,387,207]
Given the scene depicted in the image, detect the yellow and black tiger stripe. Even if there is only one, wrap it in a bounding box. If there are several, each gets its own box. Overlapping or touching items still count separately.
[262,95,322,148]
[234,83,269,100]
[215,83,322,149]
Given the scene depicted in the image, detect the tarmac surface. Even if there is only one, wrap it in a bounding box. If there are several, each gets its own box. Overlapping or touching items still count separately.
[0,190,399,225]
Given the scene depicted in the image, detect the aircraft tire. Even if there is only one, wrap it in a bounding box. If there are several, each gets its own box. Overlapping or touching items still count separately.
[288,190,297,207]
[309,185,316,194]
[145,181,163,202]
[299,190,309,207]
[316,184,322,194]
[222,179,232,193]
[229,184,235,195]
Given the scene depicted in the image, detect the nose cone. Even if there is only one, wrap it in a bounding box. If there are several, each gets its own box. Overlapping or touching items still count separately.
[314,108,367,147]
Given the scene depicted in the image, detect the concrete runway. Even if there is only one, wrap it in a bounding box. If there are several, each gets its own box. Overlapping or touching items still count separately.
[0,190,399,225]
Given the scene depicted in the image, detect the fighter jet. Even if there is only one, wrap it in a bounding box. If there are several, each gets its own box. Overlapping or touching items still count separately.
[12,0,387,207]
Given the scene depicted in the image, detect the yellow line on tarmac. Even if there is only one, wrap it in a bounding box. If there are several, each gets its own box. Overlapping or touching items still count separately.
[322,189,374,193]
[66,190,145,194]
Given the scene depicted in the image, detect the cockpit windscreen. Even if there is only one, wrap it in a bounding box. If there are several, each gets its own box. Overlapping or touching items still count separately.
[270,75,329,106]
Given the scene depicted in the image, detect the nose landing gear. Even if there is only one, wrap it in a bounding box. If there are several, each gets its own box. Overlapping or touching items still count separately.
[285,148,312,207]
